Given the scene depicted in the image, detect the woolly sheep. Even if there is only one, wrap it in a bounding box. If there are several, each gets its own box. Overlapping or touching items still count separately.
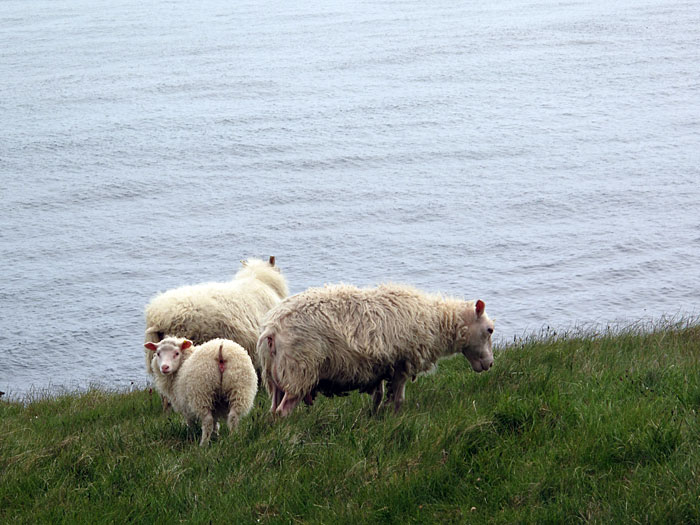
[145,337,258,446]
[144,256,288,376]
[257,283,495,417]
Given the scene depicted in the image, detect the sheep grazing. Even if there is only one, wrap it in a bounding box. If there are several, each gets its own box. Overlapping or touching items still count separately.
[145,337,258,446]
[257,283,495,417]
[144,256,288,377]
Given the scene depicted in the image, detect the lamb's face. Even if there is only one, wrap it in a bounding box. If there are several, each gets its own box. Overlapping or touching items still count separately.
[144,339,192,376]
[459,300,495,373]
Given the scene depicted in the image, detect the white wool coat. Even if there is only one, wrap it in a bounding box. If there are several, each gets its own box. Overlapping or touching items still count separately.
[152,338,258,444]
[145,258,288,374]
[257,283,494,402]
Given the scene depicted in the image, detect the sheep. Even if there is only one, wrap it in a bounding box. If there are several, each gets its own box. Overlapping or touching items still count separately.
[145,337,258,446]
[257,283,495,417]
[144,256,288,378]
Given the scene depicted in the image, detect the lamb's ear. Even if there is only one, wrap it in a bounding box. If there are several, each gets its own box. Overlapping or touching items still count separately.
[144,342,158,351]
[240,259,248,267]
[180,340,193,351]
[475,300,485,318]
[269,255,276,267]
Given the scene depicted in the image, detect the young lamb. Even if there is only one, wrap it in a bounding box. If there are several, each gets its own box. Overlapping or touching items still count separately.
[144,256,288,377]
[145,337,258,446]
[257,283,495,417]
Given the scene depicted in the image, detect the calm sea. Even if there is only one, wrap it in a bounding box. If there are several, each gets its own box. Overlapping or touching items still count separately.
[2,0,699,397]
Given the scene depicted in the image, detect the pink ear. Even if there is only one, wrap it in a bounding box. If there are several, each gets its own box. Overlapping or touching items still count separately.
[181,340,193,350]
[144,342,158,351]
[475,300,485,318]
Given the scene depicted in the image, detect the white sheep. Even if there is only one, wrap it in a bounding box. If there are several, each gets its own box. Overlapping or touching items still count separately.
[145,337,258,446]
[257,283,495,417]
[144,256,288,377]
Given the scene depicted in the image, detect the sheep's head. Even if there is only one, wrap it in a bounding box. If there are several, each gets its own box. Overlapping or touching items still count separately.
[457,300,494,373]
[144,338,192,376]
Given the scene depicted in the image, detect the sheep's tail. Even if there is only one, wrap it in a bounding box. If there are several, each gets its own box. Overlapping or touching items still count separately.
[258,329,277,379]
[257,327,275,356]
[218,342,226,386]
[257,328,282,412]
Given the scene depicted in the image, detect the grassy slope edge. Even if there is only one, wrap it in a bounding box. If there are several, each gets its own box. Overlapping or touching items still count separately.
[2,320,700,523]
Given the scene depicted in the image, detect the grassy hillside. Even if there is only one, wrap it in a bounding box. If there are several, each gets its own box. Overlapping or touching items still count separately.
[2,320,700,523]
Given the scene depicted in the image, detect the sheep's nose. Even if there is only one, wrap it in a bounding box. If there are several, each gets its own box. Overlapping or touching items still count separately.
[161,365,170,373]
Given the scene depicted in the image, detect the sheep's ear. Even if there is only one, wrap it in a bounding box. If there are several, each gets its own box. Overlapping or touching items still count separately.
[180,340,193,351]
[144,342,158,351]
[269,255,275,267]
[475,300,485,318]
[240,259,248,267]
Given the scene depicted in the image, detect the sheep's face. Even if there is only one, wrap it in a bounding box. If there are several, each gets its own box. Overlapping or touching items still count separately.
[458,300,494,373]
[144,339,192,376]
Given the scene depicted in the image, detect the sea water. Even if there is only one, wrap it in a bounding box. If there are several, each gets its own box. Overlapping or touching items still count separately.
[2,0,699,396]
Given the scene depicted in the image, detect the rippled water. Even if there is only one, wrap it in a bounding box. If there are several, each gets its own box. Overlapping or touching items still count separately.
[2,0,699,397]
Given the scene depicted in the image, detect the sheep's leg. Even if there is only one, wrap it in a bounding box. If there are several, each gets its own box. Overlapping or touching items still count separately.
[271,384,284,414]
[276,392,302,417]
[388,361,409,413]
[227,409,239,432]
[371,381,385,413]
[391,375,409,413]
[199,411,215,446]
[161,396,172,413]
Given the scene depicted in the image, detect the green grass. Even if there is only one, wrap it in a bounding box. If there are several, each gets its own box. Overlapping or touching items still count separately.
[2,320,700,523]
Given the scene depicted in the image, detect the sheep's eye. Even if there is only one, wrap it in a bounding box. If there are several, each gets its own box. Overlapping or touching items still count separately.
[174,352,179,357]
[156,351,160,356]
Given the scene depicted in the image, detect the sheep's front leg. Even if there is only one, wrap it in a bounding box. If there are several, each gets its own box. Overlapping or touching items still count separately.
[387,361,409,413]
[391,374,409,413]
[370,382,385,413]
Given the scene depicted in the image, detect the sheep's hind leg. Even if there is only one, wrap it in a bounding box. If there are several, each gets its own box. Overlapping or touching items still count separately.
[276,392,302,417]
[270,384,284,414]
[199,411,215,446]
[227,409,239,432]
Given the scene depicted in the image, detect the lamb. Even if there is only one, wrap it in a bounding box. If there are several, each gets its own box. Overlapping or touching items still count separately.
[144,256,288,377]
[257,283,495,417]
[145,337,258,446]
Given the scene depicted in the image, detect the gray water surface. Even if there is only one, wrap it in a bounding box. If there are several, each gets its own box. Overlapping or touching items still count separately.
[2,0,699,397]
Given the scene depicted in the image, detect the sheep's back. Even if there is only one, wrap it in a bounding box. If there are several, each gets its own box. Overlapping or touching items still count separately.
[267,284,442,379]
[146,277,284,367]
[176,339,255,415]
